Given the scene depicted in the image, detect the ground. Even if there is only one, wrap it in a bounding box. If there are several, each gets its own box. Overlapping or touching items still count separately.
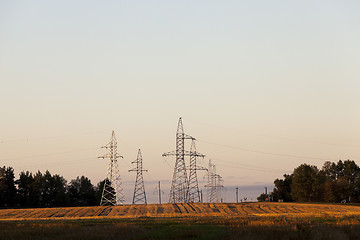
[1,202,360,239]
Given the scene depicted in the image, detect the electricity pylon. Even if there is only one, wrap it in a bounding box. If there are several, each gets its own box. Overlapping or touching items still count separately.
[99,131,125,206]
[187,139,206,202]
[205,160,224,203]
[129,149,148,205]
[163,117,194,203]
[215,168,224,202]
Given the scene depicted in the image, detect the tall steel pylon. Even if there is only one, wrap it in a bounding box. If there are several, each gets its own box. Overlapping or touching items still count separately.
[99,131,125,206]
[163,117,194,203]
[205,160,224,203]
[128,149,148,205]
[187,139,206,202]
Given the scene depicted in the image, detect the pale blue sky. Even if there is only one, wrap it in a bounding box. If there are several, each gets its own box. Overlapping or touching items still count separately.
[1,1,360,202]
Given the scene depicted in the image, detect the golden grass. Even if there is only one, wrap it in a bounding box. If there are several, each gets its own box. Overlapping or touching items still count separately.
[1,202,360,222]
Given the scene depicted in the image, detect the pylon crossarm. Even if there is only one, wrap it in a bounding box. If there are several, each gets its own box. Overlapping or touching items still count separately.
[101,144,110,149]
[183,134,195,140]
[98,154,123,159]
[163,150,195,157]
[190,152,205,158]
[162,151,176,157]
[129,168,147,172]
[187,166,207,171]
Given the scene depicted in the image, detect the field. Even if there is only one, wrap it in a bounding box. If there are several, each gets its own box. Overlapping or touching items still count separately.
[1,202,360,239]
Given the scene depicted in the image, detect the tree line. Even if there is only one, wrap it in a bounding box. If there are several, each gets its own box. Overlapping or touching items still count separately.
[258,160,360,203]
[0,166,106,208]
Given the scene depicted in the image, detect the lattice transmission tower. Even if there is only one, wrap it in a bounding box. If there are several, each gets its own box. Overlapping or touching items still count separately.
[99,131,125,206]
[187,139,206,202]
[129,149,148,205]
[205,160,224,203]
[163,117,194,203]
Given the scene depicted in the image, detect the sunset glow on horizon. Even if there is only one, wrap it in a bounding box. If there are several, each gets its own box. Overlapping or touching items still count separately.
[1,0,359,203]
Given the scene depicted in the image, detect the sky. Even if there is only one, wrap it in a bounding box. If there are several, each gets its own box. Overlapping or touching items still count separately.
[1,1,360,203]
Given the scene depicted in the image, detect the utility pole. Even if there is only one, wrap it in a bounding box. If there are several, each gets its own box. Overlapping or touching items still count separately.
[187,139,206,202]
[163,117,195,203]
[236,187,239,203]
[99,131,125,206]
[129,149,148,205]
[264,187,268,202]
[158,181,162,204]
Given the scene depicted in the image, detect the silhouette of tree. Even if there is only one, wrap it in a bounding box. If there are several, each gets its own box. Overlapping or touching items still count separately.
[291,164,321,202]
[68,176,97,206]
[272,174,293,202]
[16,171,34,207]
[0,166,16,207]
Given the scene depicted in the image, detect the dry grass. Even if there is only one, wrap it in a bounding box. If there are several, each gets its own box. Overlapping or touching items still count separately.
[1,202,360,221]
[2,203,360,240]
[1,215,360,240]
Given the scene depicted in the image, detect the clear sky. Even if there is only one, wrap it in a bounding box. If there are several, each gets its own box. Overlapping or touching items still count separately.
[1,1,360,203]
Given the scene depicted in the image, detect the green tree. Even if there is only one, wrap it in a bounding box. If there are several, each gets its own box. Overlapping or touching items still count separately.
[322,160,360,202]
[257,193,268,202]
[291,164,322,202]
[68,176,96,206]
[41,171,68,207]
[272,174,293,202]
[51,174,68,207]
[16,171,34,207]
[31,171,44,207]
[95,180,106,205]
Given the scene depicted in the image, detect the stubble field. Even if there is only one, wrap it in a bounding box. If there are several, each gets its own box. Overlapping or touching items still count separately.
[1,202,360,240]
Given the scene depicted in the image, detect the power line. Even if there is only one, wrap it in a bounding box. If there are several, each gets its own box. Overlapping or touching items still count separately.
[188,120,360,148]
[0,147,99,163]
[0,130,108,143]
[215,162,290,174]
[198,139,336,161]
[212,158,290,173]
[19,157,99,168]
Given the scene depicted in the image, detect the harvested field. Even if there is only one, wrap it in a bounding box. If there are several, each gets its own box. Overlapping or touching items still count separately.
[2,203,360,240]
[1,202,360,221]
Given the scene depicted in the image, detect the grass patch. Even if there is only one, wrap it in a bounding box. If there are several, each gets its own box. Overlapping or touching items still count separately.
[2,216,360,240]
[0,219,229,240]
